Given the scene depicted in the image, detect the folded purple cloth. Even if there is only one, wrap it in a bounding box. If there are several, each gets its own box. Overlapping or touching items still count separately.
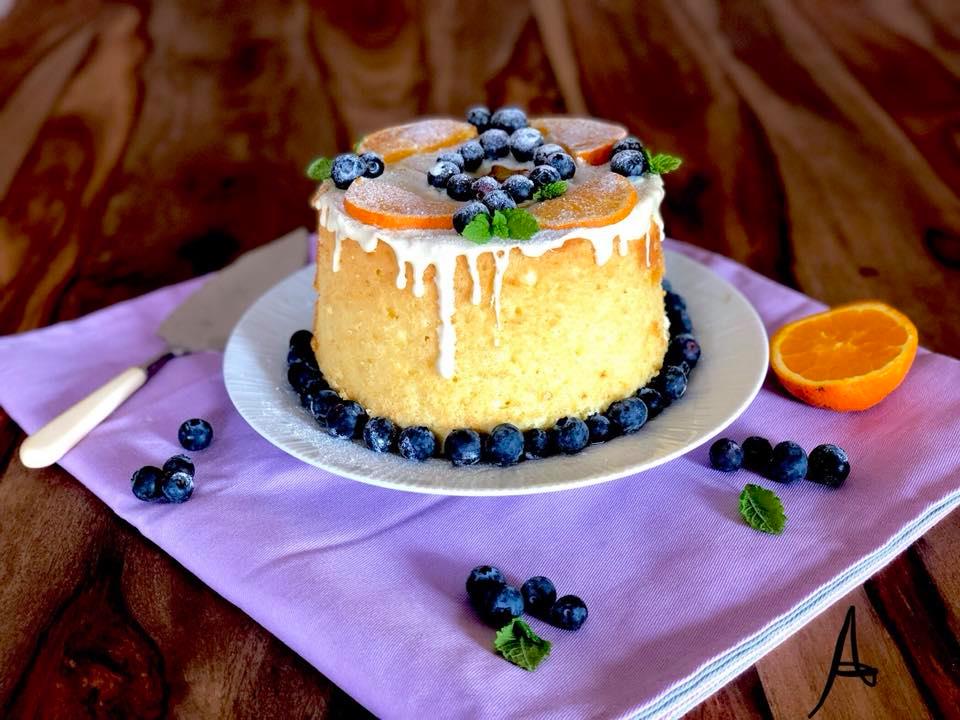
[1,239,959,719]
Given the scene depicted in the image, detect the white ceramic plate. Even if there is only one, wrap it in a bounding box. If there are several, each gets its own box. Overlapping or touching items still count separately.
[223,250,768,496]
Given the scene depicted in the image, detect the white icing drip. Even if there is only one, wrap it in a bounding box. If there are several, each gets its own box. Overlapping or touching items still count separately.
[312,174,664,378]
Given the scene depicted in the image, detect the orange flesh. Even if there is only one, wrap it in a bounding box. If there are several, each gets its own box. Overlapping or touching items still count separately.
[357,119,477,163]
[531,173,638,229]
[532,117,628,165]
[344,177,457,230]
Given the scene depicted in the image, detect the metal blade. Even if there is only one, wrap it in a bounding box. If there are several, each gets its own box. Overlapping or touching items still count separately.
[158,227,310,352]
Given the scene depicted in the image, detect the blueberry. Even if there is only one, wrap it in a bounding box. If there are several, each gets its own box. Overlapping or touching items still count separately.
[549,595,588,631]
[479,129,510,159]
[654,366,688,401]
[444,429,482,466]
[611,135,644,156]
[363,417,397,453]
[484,423,524,466]
[330,153,366,189]
[427,160,459,189]
[359,151,384,178]
[489,106,528,134]
[398,426,437,461]
[287,340,319,370]
[482,189,516,213]
[509,127,543,162]
[610,149,647,177]
[521,576,557,617]
[677,360,692,377]
[807,444,851,488]
[162,470,194,503]
[528,164,562,188]
[585,413,613,443]
[474,583,524,628]
[666,334,701,369]
[667,306,694,336]
[471,176,500,199]
[287,363,320,394]
[769,441,808,483]
[502,174,535,203]
[742,436,773,473]
[306,388,340,426]
[446,173,475,201]
[178,418,213,451]
[289,329,313,355]
[299,376,329,408]
[709,438,743,472]
[437,151,464,170]
[533,143,564,166]
[453,201,490,234]
[664,290,686,312]
[544,151,576,180]
[326,400,368,440]
[163,453,194,477]
[466,105,491,132]
[459,140,484,171]
[523,428,554,460]
[466,565,506,599]
[636,387,666,417]
[131,466,164,502]
[554,417,589,455]
[607,397,648,434]
[661,278,673,293]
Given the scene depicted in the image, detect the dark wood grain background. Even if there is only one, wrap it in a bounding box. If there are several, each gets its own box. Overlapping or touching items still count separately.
[2,1,959,718]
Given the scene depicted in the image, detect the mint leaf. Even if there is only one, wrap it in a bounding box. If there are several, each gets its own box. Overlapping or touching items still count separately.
[491,210,509,238]
[532,180,567,201]
[647,152,683,175]
[305,156,333,181]
[739,484,787,535]
[494,618,552,671]
[353,136,365,153]
[462,214,492,244]
[502,208,539,240]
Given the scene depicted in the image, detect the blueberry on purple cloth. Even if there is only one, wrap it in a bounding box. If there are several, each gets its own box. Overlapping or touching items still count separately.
[459,140,485,171]
[523,428,554,460]
[769,441,808,483]
[484,424,524,466]
[178,418,213,451]
[607,397,648,434]
[549,595,588,631]
[359,151,385,179]
[479,129,510,159]
[326,401,368,440]
[709,438,743,472]
[554,416,589,455]
[544,151,576,180]
[806,444,851,488]
[398,426,437,462]
[330,153,366,189]
[162,470,194,503]
[466,565,506,599]
[585,413,614,443]
[528,164,561,188]
[742,436,773,473]
[444,429,483,466]
[363,417,398,453]
[163,453,194,477]
[502,174,535,203]
[475,583,524,628]
[453,201,490,234]
[521,576,557,617]
[489,106,528,134]
[466,105,491,132]
[666,334,701,369]
[635,387,666,417]
[611,135,644,156]
[509,127,544,162]
[446,173,475,201]
[131,466,164,502]
[610,149,647,177]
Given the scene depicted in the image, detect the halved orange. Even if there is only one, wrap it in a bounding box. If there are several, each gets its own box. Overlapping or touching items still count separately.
[530,172,638,230]
[770,301,918,411]
[356,119,477,163]
[343,171,458,230]
[531,117,628,165]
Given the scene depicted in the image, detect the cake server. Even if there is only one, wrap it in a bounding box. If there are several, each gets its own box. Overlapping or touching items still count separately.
[19,227,309,469]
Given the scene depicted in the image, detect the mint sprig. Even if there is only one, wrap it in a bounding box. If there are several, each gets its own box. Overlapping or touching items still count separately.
[491,210,509,238]
[462,214,492,244]
[494,618,552,671]
[532,180,567,201]
[459,208,539,244]
[739,484,787,535]
[643,148,683,175]
[306,156,333,181]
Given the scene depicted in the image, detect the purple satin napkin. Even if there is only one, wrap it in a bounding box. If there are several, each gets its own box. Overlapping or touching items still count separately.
[2,239,959,720]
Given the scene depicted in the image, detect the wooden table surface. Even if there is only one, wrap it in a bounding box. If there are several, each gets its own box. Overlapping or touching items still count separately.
[2,1,959,718]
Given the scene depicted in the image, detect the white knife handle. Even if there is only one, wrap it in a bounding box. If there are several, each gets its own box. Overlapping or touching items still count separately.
[19,366,148,469]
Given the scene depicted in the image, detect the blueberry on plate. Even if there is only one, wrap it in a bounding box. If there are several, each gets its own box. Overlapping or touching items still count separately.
[607,397,648,434]
[709,438,743,472]
[664,290,686,312]
[359,151,384,178]
[554,416,589,455]
[484,424,524,466]
[304,388,339,426]
[427,160,459,189]
[549,595,588,631]
[523,428,554,460]
[806,444,851,488]
[610,149,647,177]
[131,466,164,502]
[666,334,701,369]
[453,201,490,234]
[668,306,694,336]
[178,418,213,451]
[287,340,319,370]
[444,429,482,466]
[299,377,329,408]
[655,366,688,401]
[471,176,501,199]
[482,189,517,213]
[502,174,535,203]
[585,413,614,443]
[287,363,319,394]
[769,441,808,483]
[533,143,564,166]
[509,127,543,162]
[163,453,194,477]
[635,387,666,417]
[474,583,524,628]
[446,173,475,201]
[162,470,194,503]
[528,164,562,188]
[661,278,673,293]
[479,129,510,159]
[521,576,557,617]
[742,436,773,473]
[437,151,464,170]
[330,153,366,189]
[363,417,398,453]
[489,106,528,134]
[398,426,437,461]
[326,400,368,440]
[611,135,644,156]
[544,151,576,180]
[466,565,506,599]
[459,140,485,171]
[289,329,313,355]
[466,105,491,132]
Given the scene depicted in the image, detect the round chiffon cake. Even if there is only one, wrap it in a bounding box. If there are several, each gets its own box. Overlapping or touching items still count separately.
[311,116,668,436]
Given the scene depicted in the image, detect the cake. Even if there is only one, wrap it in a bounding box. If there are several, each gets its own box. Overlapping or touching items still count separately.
[296,106,690,462]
